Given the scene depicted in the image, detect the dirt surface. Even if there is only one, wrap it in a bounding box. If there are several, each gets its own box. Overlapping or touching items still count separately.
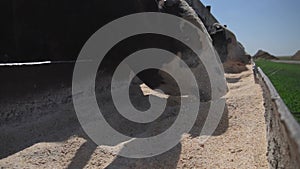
[0,66,268,169]
[223,61,248,73]
[271,60,300,64]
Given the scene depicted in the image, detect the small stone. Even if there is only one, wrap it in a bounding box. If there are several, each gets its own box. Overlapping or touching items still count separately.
[236,149,243,153]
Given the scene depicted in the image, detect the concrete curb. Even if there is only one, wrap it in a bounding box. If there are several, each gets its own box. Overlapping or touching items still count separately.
[257,67,300,169]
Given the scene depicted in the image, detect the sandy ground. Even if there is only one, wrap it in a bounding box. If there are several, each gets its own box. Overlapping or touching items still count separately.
[0,66,268,169]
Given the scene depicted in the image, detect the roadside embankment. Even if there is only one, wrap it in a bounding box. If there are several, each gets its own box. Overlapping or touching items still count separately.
[257,67,300,169]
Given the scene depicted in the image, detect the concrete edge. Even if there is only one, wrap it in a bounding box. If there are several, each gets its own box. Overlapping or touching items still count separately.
[258,67,300,159]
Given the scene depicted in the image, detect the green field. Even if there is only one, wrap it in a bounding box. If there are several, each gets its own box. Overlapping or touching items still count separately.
[255,59,300,122]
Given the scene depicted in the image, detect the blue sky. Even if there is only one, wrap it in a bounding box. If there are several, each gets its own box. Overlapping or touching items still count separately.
[200,0,300,56]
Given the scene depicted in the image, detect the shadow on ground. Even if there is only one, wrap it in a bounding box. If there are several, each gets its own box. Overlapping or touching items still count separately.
[0,64,228,168]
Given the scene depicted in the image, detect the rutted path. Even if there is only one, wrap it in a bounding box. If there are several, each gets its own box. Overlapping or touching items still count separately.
[0,66,268,168]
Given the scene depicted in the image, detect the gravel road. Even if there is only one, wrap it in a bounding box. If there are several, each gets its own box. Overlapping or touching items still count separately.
[0,65,268,169]
[271,60,300,64]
